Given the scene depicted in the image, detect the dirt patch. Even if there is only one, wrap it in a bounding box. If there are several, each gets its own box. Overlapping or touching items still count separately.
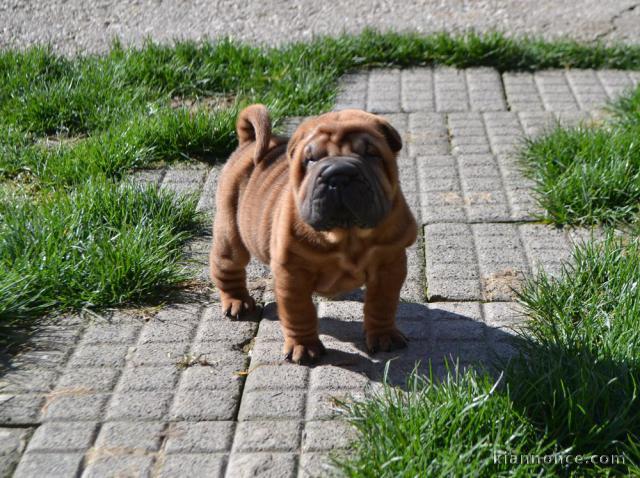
[170,94,235,112]
[481,268,526,301]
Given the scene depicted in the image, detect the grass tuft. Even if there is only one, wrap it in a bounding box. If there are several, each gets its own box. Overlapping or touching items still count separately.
[521,82,640,226]
[0,179,202,323]
[337,364,553,477]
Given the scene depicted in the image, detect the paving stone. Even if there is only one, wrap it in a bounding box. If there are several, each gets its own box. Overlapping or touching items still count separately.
[80,322,141,345]
[232,420,302,452]
[67,344,129,368]
[408,113,449,158]
[309,366,370,390]
[226,452,296,478]
[302,420,357,452]
[196,166,221,214]
[94,421,165,452]
[0,394,45,424]
[466,68,507,111]
[534,70,580,112]
[401,68,434,112]
[238,390,305,421]
[482,302,527,335]
[367,69,401,113]
[55,367,120,392]
[170,389,239,421]
[117,365,179,391]
[82,454,154,478]
[163,167,208,185]
[0,368,58,393]
[194,306,258,344]
[105,390,172,421]
[503,72,544,111]
[334,72,368,110]
[42,392,109,422]
[11,350,68,370]
[434,67,469,111]
[165,421,234,453]
[0,427,31,477]
[26,422,97,452]
[130,169,164,187]
[127,341,190,366]
[13,452,84,478]
[137,303,202,344]
[565,69,610,110]
[299,452,342,478]
[597,70,636,99]
[248,338,286,366]
[178,363,245,392]
[159,453,227,478]
[305,390,365,420]
[244,364,309,392]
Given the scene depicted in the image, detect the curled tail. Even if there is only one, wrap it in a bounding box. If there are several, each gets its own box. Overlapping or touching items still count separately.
[236,104,271,164]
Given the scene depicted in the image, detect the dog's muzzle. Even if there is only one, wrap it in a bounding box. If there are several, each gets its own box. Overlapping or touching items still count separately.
[299,156,390,231]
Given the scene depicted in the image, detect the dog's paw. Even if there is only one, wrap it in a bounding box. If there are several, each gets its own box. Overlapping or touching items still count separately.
[283,338,326,365]
[221,295,256,320]
[366,328,408,354]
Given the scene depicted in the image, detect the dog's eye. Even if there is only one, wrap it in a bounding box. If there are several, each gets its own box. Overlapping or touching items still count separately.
[303,145,319,167]
[366,144,380,157]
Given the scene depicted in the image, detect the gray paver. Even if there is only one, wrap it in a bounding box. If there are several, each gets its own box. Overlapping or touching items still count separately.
[94,421,165,452]
[0,394,45,424]
[301,420,357,452]
[82,454,154,478]
[232,420,302,452]
[165,421,234,453]
[13,452,84,478]
[226,452,297,478]
[0,427,31,477]
[367,69,401,113]
[26,422,97,452]
[159,454,227,478]
[238,390,306,421]
[105,391,173,421]
[170,389,239,421]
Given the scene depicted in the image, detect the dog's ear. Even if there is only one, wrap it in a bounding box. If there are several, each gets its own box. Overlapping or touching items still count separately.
[377,120,402,153]
[236,104,271,164]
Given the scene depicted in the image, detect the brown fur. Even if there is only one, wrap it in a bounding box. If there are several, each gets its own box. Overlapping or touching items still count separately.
[210,104,417,363]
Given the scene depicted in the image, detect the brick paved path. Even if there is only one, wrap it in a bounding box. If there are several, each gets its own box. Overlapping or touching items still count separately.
[1,68,639,477]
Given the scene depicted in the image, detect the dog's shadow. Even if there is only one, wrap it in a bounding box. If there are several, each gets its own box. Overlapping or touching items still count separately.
[256,298,523,389]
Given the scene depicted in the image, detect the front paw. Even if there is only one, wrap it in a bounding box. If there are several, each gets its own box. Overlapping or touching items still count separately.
[283,337,326,365]
[366,328,408,354]
[220,293,256,319]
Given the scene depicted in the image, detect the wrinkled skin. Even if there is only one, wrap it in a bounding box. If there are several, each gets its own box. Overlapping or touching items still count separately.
[210,105,417,364]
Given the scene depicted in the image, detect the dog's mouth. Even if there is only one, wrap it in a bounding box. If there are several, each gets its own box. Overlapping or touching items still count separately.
[298,156,391,231]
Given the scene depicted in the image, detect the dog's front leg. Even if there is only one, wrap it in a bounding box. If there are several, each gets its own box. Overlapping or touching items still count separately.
[272,264,325,364]
[363,250,409,353]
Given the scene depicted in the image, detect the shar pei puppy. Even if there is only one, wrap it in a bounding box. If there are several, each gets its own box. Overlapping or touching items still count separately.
[210,104,416,364]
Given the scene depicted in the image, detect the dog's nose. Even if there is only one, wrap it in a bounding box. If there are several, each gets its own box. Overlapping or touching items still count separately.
[322,161,359,187]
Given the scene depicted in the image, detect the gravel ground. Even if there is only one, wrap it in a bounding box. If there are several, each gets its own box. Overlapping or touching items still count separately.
[1,0,639,55]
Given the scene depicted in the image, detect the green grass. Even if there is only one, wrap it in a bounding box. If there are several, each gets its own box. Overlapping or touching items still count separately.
[338,365,554,477]
[339,231,640,477]
[521,86,640,226]
[0,179,201,328]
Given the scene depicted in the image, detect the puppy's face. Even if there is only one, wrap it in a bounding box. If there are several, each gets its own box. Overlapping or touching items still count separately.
[287,110,402,231]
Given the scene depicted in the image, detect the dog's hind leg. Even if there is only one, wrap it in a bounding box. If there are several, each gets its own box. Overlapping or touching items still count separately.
[210,202,256,319]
